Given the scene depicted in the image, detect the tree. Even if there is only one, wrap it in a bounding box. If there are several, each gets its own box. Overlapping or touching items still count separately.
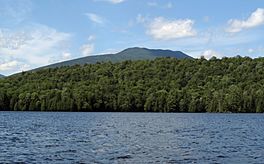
[1,57,264,113]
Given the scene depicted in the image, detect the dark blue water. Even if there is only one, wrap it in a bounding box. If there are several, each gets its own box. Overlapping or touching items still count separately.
[0,112,264,163]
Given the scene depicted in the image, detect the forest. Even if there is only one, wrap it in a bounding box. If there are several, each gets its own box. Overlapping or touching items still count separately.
[1,56,264,113]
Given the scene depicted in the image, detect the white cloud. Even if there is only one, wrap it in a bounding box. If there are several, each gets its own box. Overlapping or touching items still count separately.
[0,60,30,73]
[0,24,72,74]
[62,52,72,60]
[85,13,104,24]
[100,48,119,54]
[147,1,173,9]
[20,63,30,71]
[0,0,32,24]
[94,0,125,4]
[80,35,96,56]
[147,17,197,40]
[108,0,125,4]
[80,44,94,56]
[49,52,73,64]
[0,61,18,71]
[226,8,264,33]
[200,49,222,59]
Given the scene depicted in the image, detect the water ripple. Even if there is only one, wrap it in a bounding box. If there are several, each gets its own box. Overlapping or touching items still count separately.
[0,112,264,163]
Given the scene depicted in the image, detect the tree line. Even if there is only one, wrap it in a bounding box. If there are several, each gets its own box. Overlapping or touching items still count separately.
[1,56,264,112]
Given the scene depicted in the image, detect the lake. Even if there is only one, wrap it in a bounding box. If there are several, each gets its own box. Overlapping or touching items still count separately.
[0,112,264,163]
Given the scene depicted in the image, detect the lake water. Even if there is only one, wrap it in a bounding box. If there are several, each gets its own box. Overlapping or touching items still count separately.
[0,112,264,163]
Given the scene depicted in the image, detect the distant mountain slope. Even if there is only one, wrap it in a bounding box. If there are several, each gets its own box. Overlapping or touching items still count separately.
[37,47,192,70]
[0,74,5,78]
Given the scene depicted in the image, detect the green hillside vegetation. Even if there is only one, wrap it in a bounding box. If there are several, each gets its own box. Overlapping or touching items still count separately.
[1,56,264,113]
[35,47,191,70]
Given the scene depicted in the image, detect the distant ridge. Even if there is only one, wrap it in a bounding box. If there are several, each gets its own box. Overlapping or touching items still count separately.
[0,74,5,78]
[36,47,192,70]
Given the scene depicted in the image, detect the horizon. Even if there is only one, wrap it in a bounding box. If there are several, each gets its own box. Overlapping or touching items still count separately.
[1,0,264,75]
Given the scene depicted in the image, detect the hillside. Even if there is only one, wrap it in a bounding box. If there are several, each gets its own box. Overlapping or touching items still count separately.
[1,57,264,113]
[36,47,191,70]
[0,74,5,78]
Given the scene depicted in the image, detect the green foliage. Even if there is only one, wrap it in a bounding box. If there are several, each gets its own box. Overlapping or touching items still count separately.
[1,57,264,112]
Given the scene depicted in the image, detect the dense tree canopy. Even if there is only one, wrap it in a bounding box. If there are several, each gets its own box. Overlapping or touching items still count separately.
[1,57,264,112]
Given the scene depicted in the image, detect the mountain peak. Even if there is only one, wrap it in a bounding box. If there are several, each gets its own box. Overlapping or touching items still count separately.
[118,47,149,52]
[35,47,192,70]
[118,47,191,59]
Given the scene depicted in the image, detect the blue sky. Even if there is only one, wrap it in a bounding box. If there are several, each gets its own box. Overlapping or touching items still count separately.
[0,0,264,75]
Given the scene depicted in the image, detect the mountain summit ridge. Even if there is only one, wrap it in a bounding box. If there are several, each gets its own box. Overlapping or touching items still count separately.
[36,47,192,70]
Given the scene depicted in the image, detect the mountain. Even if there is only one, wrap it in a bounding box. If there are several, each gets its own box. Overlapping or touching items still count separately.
[0,74,5,78]
[37,47,192,70]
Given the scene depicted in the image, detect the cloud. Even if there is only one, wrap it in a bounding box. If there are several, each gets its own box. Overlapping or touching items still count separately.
[62,52,72,60]
[0,61,18,71]
[147,1,173,9]
[108,0,125,4]
[0,60,30,73]
[85,13,104,24]
[48,52,73,64]
[0,0,32,25]
[226,8,264,33]
[0,24,72,74]
[200,49,223,59]
[80,44,94,56]
[79,36,96,57]
[94,0,125,4]
[146,17,197,40]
